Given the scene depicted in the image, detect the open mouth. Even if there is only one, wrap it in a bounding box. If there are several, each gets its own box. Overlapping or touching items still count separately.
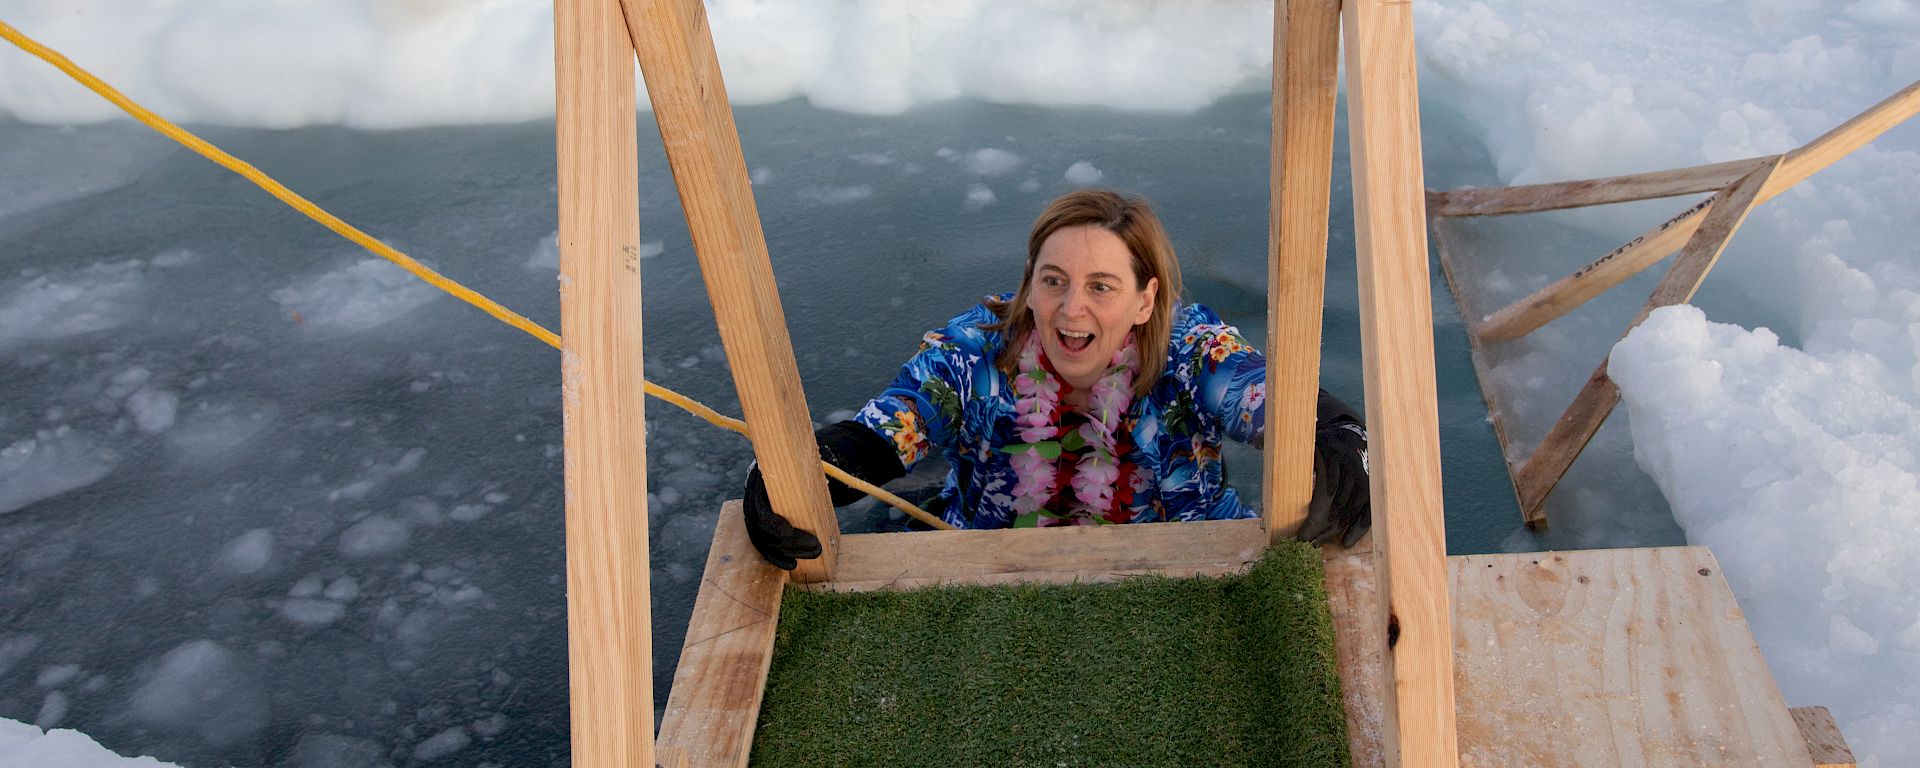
[1057,329,1094,354]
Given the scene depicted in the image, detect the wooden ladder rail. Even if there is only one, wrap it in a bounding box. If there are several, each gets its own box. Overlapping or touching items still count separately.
[554,0,655,765]
[1271,0,1460,763]
[1428,80,1920,527]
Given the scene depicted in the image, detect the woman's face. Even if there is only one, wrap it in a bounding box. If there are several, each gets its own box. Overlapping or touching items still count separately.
[1028,225,1158,392]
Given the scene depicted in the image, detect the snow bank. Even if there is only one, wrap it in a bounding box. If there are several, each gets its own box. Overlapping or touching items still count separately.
[271,258,441,332]
[0,717,180,767]
[0,0,1275,128]
[1613,306,1920,763]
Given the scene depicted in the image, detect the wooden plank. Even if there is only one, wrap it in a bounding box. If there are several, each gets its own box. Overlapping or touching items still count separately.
[1472,193,1719,343]
[1264,0,1343,542]
[1323,550,1388,768]
[1428,156,1768,217]
[1790,706,1857,768]
[656,502,790,768]
[553,0,654,765]
[807,517,1269,592]
[1451,547,1813,766]
[1339,0,1458,763]
[1510,158,1779,521]
[618,0,841,583]
[1767,79,1920,197]
[1474,81,1917,344]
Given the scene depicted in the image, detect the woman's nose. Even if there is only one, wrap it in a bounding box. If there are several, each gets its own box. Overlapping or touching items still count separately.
[1060,288,1090,317]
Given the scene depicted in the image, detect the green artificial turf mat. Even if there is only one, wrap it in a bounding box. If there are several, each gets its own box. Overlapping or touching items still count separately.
[751,542,1350,768]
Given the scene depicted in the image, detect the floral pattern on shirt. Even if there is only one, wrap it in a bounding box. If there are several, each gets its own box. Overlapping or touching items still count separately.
[855,296,1266,529]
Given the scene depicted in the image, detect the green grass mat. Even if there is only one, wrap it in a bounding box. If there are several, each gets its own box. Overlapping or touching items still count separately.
[752,542,1350,768]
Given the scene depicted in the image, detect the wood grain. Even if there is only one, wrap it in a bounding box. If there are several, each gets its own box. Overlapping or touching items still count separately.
[554,0,653,764]
[1451,547,1814,766]
[805,517,1269,593]
[1473,80,1916,343]
[1426,156,1767,217]
[1511,158,1779,521]
[656,502,790,768]
[618,0,841,583]
[1340,0,1459,763]
[1324,549,1388,768]
[1264,0,1343,543]
[1789,706,1857,768]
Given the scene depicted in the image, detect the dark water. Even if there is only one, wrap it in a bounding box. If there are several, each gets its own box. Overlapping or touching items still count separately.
[0,93,1557,766]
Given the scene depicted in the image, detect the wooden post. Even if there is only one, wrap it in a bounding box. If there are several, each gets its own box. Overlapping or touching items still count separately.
[554,0,653,765]
[1264,0,1343,542]
[1341,0,1459,764]
[617,0,841,582]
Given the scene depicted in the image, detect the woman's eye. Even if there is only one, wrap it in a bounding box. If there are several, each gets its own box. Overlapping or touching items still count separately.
[1040,276,1064,288]
[1091,282,1113,293]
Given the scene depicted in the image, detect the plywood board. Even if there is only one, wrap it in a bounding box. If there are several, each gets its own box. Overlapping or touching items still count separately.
[1324,549,1389,768]
[1450,547,1813,766]
[656,502,790,768]
[1790,706,1857,768]
[808,517,1270,593]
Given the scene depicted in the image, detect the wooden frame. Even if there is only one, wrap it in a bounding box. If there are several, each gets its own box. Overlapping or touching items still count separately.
[1429,80,1920,526]
[554,0,654,764]
[1264,0,1343,542]
[617,0,843,584]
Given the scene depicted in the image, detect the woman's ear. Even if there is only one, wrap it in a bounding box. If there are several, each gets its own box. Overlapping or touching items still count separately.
[1135,276,1158,325]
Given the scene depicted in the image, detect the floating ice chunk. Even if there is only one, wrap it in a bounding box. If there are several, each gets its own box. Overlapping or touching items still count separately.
[149,248,196,268]
[279,598,346,627]
[963,183,997,211]
[470,713,508,739]
[35,665,81,689]
[482,491,509,504]
[447,503,492,523]
[961,148,1022,176]
[127,640,269,748]
[283,732,390,768]
[288,574,325,598]
[750,167,773,185]
[35,691,67,729]
[410,726,470,762]
[324,577,360,602]
[105,367,154,399]
[800,185,874,204]
[0,261,145,347]
[271,258,439,332]
[339,516,410,558]
[0,428,116,515]
[125,388,179,434]
[218,529,274,575]
[1018,178,1041,194]
[166,401,276,464]
[525,231,559,271]
[1064,161,1103,186]
[0,718,181,767]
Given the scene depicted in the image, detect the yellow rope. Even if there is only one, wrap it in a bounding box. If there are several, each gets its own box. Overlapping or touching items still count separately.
[0,18,953,532]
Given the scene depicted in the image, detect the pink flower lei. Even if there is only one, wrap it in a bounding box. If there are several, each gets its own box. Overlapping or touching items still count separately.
[1006,330,1138,523]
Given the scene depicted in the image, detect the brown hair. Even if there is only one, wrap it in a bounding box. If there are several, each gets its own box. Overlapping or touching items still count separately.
[986,189,1183,397]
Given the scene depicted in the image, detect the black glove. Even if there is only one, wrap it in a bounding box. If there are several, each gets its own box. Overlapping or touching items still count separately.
[742,420,905,570]
[1298,392,1371,548]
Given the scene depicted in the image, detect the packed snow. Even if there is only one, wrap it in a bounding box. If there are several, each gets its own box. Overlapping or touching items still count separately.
[1,0,1917,764]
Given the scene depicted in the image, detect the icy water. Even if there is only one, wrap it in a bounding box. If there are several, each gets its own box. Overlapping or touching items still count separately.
[0,95,1612,766]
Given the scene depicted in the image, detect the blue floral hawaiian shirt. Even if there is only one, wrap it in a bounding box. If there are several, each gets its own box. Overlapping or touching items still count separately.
[854,296,1266,528]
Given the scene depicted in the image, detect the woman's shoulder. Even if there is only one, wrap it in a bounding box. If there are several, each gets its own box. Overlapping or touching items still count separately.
[1168,302,1239,345]
[918,294,1012,357]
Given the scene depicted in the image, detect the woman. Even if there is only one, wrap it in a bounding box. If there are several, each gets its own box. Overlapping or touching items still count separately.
[744,189,1371,569]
